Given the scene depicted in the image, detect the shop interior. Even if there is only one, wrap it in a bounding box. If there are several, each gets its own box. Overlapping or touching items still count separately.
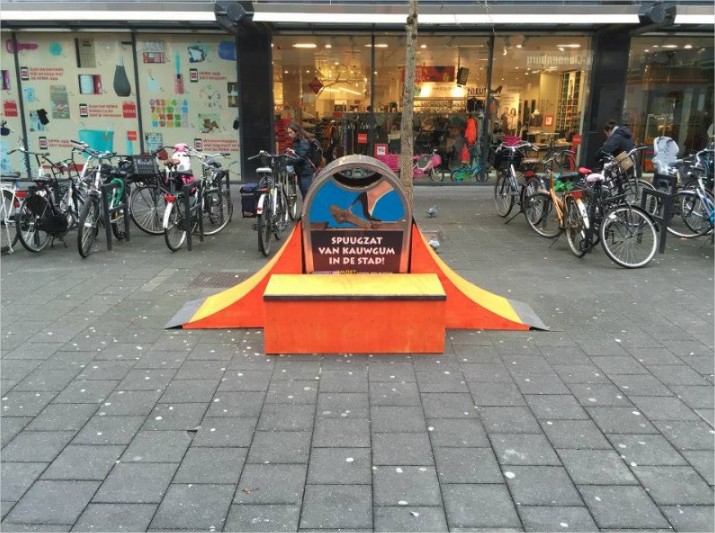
[271,33,593,167]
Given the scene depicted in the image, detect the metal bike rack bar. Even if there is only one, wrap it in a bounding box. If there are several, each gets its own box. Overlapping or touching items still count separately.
[100,181,130,251]
[183,180,203,252]
[641,173,676,254]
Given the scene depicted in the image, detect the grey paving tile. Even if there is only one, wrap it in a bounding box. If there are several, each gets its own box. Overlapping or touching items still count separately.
[629,396,700,421]
[174,447,247,484]
[442,484,520,529]
[312,417,371,447]
[172,360,226,381]
[2,343,61,361]
[13,368,80,392]
[121,430,192,463]
[371,406,426,432]
[265,380,318,404]
[525,394,588,419]
[671,385,714,409]
[373,466,441,506]
[661,505,715,532]
[683,355,715,377]
[299,485,372,529]
[150,483,234,530]
[579,485,670,529]
[1,431,75,462]
[511,371,571,395]
[500,354,553,374]
[187,344,237,360]
[517,506,597,532]
[682,450,715,485]
[142,402,208,430]
[76,361,136,381]
[257,403,315,431]
[133,350,189,369]
[504,465,582,506]
[116,368,176,390]
[5,480,100,525]
[606,434,687,466]
[246,431,311,464]
[491,433,561,466]
[235,464,307,504]
[434,447,503,483]
[552,364,612,384]
[374,506,448,532]
[586,407,658,434]
[52,380,118,404]
[0,462,47,502]
[625,346,685,366]
[159,378,219,403]
[558,449,637,485]
[373,432,434,465]
[0,417,32,448]
[632,466,714,505]
[26,403,98,431]
[369,381,421,406]
[319,369,368,393]
[307,448,371,484]
[654,420,715,451]
[541,419,612,449]
[218,369,272,391]
[272,361,321,381]
[70,415,144,445]
[0,521,70,532]
[649,364,710,385]
[567,383,633,407]
[0,391,54,417]
[367,362,416,382]
[316,393,369,418]
[92,463,177,503]
[205,391,265,417]
[72,503,157,532]
[97,389,162,416]
[192,417,257,447]
[426,418,490,447]
[224,504,301,532]
[415,369,469,393]
[469,382,526,407]
[576,340,629,357]
[461,363,514,383]
[41,445,123,480]
[0,360,43,382]
[479,406,541,433]
[610,373,675,396]
[591,356,648,375]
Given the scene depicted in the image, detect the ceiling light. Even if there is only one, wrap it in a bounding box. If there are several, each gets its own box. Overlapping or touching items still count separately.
[420,13,639,24]
[420,44,427,49]
[662,44,678,49]
[293,43,317,49]
[324,44,332,49]
[365,44,389,48]
[675,14,715,24]
[0,10,216,21]
[556,44,582,48]
[683,44,693,49]
[254,12,407,24]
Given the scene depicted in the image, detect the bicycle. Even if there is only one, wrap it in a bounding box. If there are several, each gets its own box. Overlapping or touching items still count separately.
[0,171,25,254]
[128,146,172,235]
[666,148,714,239]
[493,140,540,218]
[411,149,447,182]
[565,158,658,268]
[524,169,588,241]
[247,150,291,257]
[537,133,576,173]
[162,159,202,252]
[450,144,488,183]
[14,147,87,253]
[190,148,234,236]
[74,141,129,258]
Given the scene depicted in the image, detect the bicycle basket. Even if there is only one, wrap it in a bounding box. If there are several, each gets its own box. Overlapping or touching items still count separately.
[129,154,160,182]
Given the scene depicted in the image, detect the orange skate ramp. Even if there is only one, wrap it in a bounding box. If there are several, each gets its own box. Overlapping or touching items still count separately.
[165,223,304,329]
[410,224,547,331]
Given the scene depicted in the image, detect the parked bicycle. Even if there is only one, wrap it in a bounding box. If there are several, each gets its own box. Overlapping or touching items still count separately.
[450,144,488,183]
[247,150,291,256]
[190,149,234,236]
[667,147,714,239]
[14,147,87,253]
[411,149,448,182]
[565,158,658,268]
[128,146,172,235]
[493,140,540,217]
[1,171,24,254]
[524,169,588,242]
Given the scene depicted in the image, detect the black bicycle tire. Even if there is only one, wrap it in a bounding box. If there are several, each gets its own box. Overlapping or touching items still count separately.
[274,189,287,240]
[16,197,51,253]
[202,189,233,236]
[1,190,19,253]
[667,190,711,239]
[164,201,187,252]
[429,168,446,183]
[287,178,299,220]
[600,205,657,269]
[77,199,100,258]
[257,211,272,256]
[565,196,587,257]
[525,191,561,238]
[129,183,166,235]
[494,174,514,217]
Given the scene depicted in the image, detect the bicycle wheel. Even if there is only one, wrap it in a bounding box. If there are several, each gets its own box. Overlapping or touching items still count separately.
[600,205,657,269]
[164,202,187,252]
[554,151,576,172]
[286,177,299,220]
[77,198,100,258]
[450,167,469,183]
[202,189,233,236]
[622,178,657,214]
[494,174,514,217]
[129,184,166,235]
[667,190,712,239]
[565,196,587,257]
[257,211,272,256]
[525,191,561,238]
[429,167,446,183]
[16,196,51,253]
[1,190,19,253]
[274,189,288,240]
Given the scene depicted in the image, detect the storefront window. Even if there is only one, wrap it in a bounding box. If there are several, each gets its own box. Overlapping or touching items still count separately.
[626,34,713,160]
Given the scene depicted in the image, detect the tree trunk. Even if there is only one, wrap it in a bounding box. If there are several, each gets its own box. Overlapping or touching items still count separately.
[399,0,418,206]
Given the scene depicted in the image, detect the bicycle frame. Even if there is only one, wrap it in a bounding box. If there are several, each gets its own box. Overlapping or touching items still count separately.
[0,173,25,254]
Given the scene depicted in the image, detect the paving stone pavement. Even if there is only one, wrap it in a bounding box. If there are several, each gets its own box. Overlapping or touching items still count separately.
[1,185,713,532]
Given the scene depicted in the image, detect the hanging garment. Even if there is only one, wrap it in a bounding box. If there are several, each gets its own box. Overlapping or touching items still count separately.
[465,117,477,147]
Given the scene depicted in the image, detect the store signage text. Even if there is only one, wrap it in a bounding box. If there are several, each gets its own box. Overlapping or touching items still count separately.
[526,54,592,68]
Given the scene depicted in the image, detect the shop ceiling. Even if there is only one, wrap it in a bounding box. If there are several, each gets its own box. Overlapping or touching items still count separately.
[0,0,713,32]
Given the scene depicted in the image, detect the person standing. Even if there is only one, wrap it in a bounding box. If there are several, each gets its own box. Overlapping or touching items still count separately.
[596,120,635,160]
[287,122,314,198]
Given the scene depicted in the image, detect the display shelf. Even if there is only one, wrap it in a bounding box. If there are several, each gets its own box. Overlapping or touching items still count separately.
[556,71,582,133]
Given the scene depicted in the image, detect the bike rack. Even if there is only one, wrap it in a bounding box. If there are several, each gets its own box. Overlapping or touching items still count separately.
[641,173,676,254]
[100,181,130,251]
[182,180,203,251]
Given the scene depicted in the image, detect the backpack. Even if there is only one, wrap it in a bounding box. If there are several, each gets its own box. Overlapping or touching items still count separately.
[308,138,325,168]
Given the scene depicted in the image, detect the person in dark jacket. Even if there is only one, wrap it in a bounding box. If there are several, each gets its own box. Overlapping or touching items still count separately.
[596,120,635,162]
[286,122,314,198]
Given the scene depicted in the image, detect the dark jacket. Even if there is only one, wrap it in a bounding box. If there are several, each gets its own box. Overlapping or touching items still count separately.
[597,126,635,160]
[290,137,313,179]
